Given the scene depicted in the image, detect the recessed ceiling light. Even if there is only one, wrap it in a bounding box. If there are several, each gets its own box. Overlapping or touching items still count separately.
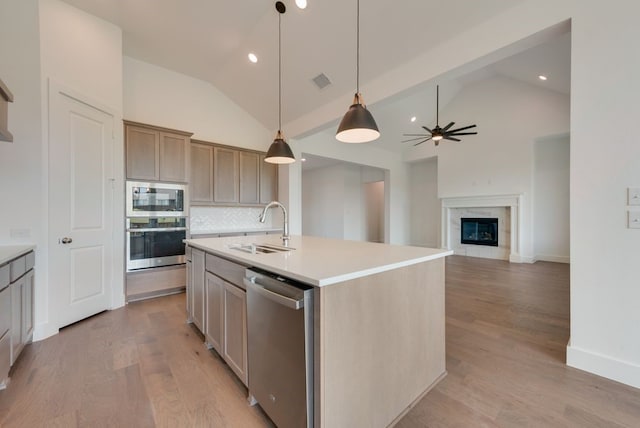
[410,116,417,122]
[301,158,307,162]
[295,0,307,9]
[538,75,547,81]
[248,53,258,63]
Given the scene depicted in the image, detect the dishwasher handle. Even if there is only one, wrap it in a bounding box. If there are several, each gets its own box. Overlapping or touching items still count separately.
[244,276,304,310]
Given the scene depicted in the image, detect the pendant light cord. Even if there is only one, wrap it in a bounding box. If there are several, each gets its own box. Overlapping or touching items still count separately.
[278,10,282,132]
[356,0,360,94]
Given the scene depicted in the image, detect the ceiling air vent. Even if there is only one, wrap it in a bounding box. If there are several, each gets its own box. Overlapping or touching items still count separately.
[312,73,332,90]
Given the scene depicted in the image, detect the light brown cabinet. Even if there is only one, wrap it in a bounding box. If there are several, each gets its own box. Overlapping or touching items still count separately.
[222,281,248,385]
[124,121,192,183]
[213,146,239,203]
[190,140,278,206]
[191,248,205,332]
[239,151,260,204]
[259,154,278,203]
[190,142,214,203]
[205,272,224,354]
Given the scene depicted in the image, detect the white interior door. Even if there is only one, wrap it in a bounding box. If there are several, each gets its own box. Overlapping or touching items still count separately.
[49,86,114,328]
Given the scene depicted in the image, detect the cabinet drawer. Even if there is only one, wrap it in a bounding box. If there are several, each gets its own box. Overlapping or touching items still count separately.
[0,286,9,337]
[0,264,8,289]
[25,251,35,271]
[10,256,25,282]
[205,253,247,289]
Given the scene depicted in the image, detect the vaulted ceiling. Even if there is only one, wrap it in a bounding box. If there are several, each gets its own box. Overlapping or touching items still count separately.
[60,0,570,152]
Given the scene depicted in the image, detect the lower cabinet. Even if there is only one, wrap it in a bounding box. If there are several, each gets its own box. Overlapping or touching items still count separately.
[205,272,223,353]
[191,249,205,332]
[222,281,248,385]
[186,246,248,387]
[1,250,35,390]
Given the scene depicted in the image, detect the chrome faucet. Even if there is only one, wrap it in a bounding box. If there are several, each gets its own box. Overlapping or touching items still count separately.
[259,201,290,246]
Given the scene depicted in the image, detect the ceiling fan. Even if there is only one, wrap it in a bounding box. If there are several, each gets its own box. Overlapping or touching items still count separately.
[402,85,477,146]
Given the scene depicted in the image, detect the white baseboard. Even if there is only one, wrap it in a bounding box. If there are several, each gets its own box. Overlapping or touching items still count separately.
[567,344,640,389]
[534,254,570,264]
[33,322,59,342]
[509,254,535,263]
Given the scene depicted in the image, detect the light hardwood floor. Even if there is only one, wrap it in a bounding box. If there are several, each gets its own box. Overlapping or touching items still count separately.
[1,256,639,427]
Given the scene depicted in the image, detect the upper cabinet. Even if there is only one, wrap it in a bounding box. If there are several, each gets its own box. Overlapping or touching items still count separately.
[259,155,278,204]
[0,78,14,142]
[124,121,192,183]
[191,140,277,207]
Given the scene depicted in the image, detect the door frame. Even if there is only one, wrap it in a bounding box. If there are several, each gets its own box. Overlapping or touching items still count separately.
[43,79,125,337]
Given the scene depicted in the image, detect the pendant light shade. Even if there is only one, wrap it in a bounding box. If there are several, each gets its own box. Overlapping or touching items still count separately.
[336,0,380,143]
[336,93,380,143]
[265,130,295,164]
[265,1,295,164]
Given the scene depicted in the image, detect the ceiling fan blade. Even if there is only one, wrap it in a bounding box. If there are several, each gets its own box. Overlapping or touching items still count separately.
[447,132,477,136]
[442,122,455,131]
[401,136,429,143]
[421,126,433,133]
[403,133,429,136]
[413,138,432,146]
[443,136,461,142]
[447,124,477,133]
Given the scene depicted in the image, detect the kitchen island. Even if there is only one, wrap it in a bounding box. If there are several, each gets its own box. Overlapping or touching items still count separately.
[185,235,451,427]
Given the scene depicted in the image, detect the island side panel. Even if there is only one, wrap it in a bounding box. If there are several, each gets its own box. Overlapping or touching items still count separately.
[315,258,446,428]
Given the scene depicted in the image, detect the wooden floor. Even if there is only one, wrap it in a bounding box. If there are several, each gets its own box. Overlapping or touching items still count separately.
[1,255,639,427]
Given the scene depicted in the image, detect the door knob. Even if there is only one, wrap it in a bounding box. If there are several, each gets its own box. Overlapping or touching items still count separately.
[60,237,73,244]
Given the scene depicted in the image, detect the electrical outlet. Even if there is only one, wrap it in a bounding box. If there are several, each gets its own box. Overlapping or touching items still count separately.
[628,188,640,206]
[628,211,640,229]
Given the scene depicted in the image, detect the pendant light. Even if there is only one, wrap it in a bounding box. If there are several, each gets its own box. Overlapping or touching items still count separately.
[336,0,380,143]
[265,1,296,164]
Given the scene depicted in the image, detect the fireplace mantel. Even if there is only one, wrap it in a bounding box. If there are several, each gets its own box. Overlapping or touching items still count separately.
[440,194,523,263]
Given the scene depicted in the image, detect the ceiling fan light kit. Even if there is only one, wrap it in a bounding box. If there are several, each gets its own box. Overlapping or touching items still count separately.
[402,85,477,147]
[265,1,296,164]
[336,0,380,144]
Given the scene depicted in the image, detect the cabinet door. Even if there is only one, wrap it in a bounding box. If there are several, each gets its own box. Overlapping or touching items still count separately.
[186,259,193,321]
[213,147,239,203]
[159,132,189,183]
[10,277,23,365]
[205,273,224,354]
[259,154,278,203]
[223,282,248,386]
[126,125,159,181]
[192,249,205,333]
[190,143,214,203]
[239,151,260,204]
[22,270,34,344]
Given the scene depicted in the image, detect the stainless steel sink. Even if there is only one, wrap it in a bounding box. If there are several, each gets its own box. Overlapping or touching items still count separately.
[228,243,295,255]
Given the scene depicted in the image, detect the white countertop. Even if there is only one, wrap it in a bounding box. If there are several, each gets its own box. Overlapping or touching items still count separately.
[185,235,452,287]
[0,245,35,266]
[190,228,283,236]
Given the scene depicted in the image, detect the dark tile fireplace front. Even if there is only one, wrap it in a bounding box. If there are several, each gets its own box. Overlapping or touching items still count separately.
[461,217,498,247]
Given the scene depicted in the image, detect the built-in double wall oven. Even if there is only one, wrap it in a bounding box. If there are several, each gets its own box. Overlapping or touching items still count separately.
[126,181,188,272]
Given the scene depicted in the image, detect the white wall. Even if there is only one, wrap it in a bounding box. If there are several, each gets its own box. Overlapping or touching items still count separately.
[302,162,385,242]
[408,158,439,247]
[406,76,570,261]
[283,0,640,389]
[291,132,409,244]
[534,134,570,262]
[0,0,44,332]
[124,56,271,151]
[39,0,124,339]
[302,164,345,239]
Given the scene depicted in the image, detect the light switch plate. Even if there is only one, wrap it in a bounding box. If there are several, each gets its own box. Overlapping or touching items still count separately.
[628,211,640,229]
[628,188,640,206]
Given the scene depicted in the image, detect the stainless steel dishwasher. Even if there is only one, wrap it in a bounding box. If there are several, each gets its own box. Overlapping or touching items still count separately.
[244,268,314,428]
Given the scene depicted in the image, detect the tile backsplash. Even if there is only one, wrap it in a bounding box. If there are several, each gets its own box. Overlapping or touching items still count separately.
[190,206,280,232]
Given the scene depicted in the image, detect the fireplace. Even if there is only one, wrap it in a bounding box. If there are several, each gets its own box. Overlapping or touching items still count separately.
[461,217,498,247]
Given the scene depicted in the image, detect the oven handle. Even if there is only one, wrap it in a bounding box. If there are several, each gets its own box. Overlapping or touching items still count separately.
[126,227,188,232]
